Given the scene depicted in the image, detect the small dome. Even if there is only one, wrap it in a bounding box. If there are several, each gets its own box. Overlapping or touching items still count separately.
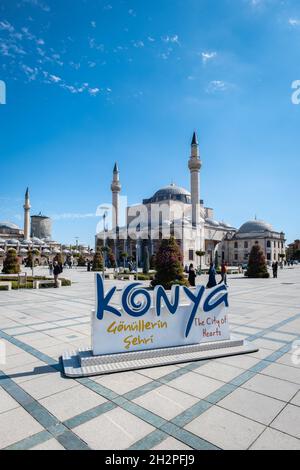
[6,239,20,244]
[238,220,273,234]
[0,221,20,230]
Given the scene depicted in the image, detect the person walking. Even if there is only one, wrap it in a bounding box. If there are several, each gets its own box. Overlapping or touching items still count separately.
[207,262,217,289]
[53,261,61,288]
[188,264,197,287]
[272,261,278,279]
[219,262,228,285]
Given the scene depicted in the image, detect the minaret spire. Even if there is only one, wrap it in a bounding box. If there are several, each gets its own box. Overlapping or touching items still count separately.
[23,187,31,240]
[111,163,121,229]
[188,132,202,227]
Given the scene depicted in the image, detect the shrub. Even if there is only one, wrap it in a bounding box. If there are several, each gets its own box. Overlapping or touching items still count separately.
[2,249,20,274]
[92,249,104,272]
[246,244,270,278]
[77,254,86,267]
[151,237,188,290]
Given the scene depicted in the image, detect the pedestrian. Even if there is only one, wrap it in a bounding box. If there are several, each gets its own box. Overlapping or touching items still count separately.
[207,262,217,289]
[188,263,197,287]
[219,262,228,285]
[87,260,91,272]
[53,261,61,288]
[272,261,278,279]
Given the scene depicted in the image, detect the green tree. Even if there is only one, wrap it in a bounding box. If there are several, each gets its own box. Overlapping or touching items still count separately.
[150,254,156,270]
[214,251,220,270]
[25,250,33,268]
[196,250,206,273]
[2,249,20,274]
[108,250,116,268]
[120,252,128,269]
[151,237,188,290]
[246,244,270,278]
[143,245,150,274]
[92,249,104,272]
[77,254,86,267]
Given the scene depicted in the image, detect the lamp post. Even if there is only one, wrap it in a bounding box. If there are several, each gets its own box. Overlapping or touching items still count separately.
[136,236,139,282]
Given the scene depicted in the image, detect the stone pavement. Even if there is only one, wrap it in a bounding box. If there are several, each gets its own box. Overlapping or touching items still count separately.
[0,266,299,450]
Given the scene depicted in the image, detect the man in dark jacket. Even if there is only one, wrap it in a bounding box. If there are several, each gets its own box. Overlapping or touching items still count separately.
[53,261,61,288]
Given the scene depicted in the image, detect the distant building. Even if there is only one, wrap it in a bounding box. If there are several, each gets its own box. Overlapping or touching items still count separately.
[287,239,300,260]
[217,220,286,266]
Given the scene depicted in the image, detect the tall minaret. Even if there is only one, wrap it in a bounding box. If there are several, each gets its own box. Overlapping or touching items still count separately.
[111,163,121,229]
[188,132,202,227]
[23,187,31,240]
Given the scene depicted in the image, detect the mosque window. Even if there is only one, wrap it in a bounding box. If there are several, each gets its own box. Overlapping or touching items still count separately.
[189,250,194,261]
[267,241,271,248]
[244,242,248,249]
[267,253,271,260]
[234,254,238,261]
[234,242,238,249]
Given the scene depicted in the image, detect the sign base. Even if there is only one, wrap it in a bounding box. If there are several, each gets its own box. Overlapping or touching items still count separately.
[61,338,258,378]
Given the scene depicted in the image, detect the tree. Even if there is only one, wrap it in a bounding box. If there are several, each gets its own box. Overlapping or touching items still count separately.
[92,249,103,272]
[120,252,128,269]
[214,251,220,270]
[294,250,300,261]
[2,249,20,274]
[25,250,33,268]
[151,237,188,290]
[77,254,86,267]
[196,250,206,273]
[108,250,116,268]
[150,254,156,270]
[246,244,270,278]
[143,246,150,275]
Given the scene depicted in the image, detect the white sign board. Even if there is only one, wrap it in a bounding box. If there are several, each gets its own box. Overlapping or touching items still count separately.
[92,274,230,356]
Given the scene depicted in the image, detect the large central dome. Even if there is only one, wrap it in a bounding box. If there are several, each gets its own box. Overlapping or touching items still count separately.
[144,184,191,204]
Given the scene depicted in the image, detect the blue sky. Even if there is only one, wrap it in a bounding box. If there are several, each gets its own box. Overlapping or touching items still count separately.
[0,0,299,245]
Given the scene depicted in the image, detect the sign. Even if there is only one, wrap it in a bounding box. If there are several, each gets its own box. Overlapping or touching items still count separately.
[92,274,230,356]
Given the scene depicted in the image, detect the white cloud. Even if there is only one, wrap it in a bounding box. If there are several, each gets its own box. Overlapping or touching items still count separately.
[91,21,96,28]
[289,18,300,27]
[201,51,217,64]
[52,213,97,221]
[162,35,180,45]
[206,80,233,94]
[88,87,100,96]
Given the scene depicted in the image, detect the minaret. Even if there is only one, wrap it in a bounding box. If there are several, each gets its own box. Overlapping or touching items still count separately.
[188,132,202,227]
[111,163,121,229]
[23,187,31,240]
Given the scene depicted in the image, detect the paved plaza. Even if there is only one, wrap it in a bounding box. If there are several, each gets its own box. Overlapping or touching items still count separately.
[0,267,300,450]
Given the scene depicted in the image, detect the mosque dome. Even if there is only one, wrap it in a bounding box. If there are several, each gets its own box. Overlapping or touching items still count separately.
[238,220,274,234]
[0,221,20,230]
[144,184,191,204]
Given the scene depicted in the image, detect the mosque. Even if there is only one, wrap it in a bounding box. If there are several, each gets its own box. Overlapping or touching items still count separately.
[96,132,286,267]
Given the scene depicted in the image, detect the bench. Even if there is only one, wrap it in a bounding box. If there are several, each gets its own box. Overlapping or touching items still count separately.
[33,279,62,289]
[0,282,12,291]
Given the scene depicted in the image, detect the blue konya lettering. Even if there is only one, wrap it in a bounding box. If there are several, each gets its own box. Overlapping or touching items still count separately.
[96,274,228,338]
